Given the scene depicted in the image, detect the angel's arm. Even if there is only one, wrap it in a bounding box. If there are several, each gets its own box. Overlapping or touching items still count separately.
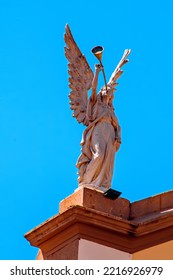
[91,64,102,103]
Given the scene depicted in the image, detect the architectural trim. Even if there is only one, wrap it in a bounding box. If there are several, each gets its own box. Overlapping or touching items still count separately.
[25,204,173,254]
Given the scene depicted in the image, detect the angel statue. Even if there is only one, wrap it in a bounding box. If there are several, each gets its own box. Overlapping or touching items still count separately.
[64,24,131,190]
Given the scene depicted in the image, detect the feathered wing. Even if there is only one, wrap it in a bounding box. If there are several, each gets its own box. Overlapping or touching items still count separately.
[64,24,94,126]
[108,49,131,90]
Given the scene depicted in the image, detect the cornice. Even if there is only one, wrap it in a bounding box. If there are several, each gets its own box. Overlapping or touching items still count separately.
[25,205,173,253]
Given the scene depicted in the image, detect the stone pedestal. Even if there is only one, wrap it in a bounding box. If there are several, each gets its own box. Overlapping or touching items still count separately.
[59,186,129,218]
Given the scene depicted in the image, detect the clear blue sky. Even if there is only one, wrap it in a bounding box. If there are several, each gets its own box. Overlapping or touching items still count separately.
[0,0,172,260]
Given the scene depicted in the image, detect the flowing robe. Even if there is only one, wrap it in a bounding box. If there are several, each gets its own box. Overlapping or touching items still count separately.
[76,94,121,189]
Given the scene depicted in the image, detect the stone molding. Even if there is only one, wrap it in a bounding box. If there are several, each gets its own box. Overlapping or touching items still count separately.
[25,195,173,255]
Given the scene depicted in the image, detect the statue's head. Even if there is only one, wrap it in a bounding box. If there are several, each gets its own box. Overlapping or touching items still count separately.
[100,84,115,101]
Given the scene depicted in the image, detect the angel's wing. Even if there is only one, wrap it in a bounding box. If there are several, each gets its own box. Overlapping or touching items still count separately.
[108,49,131,90]
[64,24,94,126]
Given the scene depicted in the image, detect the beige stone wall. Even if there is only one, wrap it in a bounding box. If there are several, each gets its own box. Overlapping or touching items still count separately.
[78,239,131,260]
[78,239,173,260]
[133,241,173,260]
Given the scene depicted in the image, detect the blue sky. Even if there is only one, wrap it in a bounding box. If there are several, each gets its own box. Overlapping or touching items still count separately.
[0,0,173,260]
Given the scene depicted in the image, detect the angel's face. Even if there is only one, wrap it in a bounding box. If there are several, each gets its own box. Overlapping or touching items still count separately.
[101,86,114,103]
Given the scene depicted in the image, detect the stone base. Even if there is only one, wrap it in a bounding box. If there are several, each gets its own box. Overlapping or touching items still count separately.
[59,185,129,219]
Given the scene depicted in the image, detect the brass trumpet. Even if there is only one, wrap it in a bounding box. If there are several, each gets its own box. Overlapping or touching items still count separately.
[91,46,107,90]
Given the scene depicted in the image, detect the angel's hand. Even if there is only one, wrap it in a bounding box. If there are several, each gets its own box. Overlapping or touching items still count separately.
[95,64,103,73]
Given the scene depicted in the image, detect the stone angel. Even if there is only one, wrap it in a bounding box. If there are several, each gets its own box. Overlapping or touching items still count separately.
[64,24,131,190]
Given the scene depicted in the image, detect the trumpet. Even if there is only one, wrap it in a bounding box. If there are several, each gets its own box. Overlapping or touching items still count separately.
[91,46,107,91]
